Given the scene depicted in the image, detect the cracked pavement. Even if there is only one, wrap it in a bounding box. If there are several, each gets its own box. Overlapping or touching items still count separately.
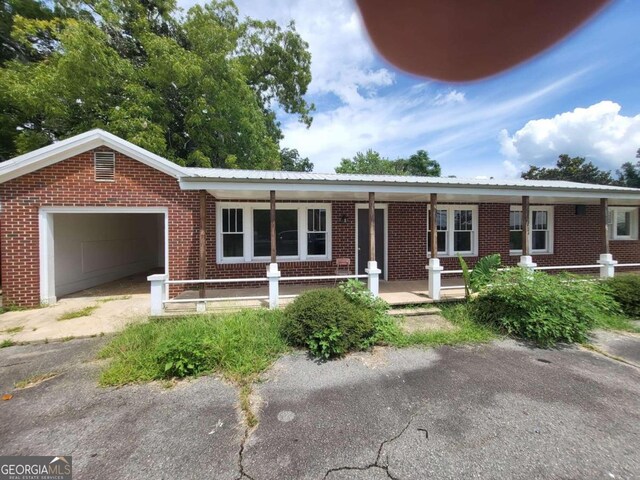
[1,336,639,479]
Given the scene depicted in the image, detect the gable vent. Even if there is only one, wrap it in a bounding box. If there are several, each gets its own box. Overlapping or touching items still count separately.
[94,152,115,182]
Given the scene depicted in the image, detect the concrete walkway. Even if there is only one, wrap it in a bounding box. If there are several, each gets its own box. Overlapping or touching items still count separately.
[0,274,151,343]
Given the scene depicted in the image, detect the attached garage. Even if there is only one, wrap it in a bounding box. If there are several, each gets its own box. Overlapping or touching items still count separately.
[39,207,168,303]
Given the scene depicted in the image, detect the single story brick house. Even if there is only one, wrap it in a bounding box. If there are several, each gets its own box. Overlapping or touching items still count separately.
[1,129,639,308]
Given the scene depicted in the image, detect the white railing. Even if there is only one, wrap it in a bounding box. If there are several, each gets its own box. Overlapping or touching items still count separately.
[425,253,637,300]
[148,268,370,315]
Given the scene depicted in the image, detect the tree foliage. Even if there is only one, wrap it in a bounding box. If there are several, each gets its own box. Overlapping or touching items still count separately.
[0,0,314,168]
[616,148,640,188]
[335,149,441,176]
[521,154,615,185]
[280,147,313,172]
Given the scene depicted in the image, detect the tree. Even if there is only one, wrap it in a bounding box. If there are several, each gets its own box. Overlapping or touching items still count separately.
[280,147,313,172]
[335,150,398,175]
[0,0,313,169]
[336,149,441,176]
[521,154,615,185]
[616,149,640,188]
[395,149,441,176]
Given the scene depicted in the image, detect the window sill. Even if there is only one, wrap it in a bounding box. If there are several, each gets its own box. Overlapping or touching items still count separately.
[428,253,476,258]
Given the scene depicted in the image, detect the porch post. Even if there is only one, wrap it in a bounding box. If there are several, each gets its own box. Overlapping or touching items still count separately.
[600,198,609,254]
[268,190,280,308]
[148,273,167,316]
[198,190,207,312]
[598,253,617,279]
[427,193,442,300]
[365,192,381,297]
[521,195,530,256]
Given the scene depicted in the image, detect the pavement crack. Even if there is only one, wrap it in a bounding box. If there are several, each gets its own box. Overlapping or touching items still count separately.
[324,410,420,480]
[236,426,256,480]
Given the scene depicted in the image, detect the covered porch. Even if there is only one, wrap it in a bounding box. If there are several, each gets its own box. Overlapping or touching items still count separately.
[146,171,640,315]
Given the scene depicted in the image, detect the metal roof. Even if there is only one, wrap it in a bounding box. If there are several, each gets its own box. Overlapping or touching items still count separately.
[181,167,640,194]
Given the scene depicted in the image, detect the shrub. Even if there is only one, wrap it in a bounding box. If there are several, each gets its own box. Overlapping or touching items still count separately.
[458,253,501,298]
[604,275,640,318]
[472,269,619,347]
[283,288,375,359]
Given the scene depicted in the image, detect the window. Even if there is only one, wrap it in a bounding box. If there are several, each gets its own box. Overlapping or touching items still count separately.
[94,151,115,181]
[307,208,327,256]
[608,207,638,240]
[221,208,244,259]
[253,209,298,257]
[428,206,477,256]
[217,203,331,262]
[510,206,554,254]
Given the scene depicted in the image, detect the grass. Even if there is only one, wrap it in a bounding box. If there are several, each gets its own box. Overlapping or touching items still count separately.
[1,339,16,348]
[389,302,496,347]
[593,313,640,334]
[1,326,24,334]
[97,295,132,303]
[57,305,98,321]
[98,309,289,386]
[14,372,58,389]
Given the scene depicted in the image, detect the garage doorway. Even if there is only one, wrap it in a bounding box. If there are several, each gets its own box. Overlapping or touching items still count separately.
[39,207,168,304]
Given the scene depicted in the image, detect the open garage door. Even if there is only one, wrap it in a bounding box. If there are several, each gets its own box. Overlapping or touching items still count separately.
[39,208,168,303]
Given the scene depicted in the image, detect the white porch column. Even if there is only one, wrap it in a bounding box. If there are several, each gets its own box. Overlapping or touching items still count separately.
[427,258,443,300]
[518,255,537,273]
[366,260,381,297]
[267,263,281,309]
[148,273,167,316]
[598,253,617,279]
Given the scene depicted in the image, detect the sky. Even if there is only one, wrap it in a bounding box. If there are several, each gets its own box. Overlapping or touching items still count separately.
[179,0,640,178]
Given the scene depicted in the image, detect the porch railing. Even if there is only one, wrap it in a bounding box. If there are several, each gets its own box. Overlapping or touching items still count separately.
[148,254,639,314]
[147,269,368,315]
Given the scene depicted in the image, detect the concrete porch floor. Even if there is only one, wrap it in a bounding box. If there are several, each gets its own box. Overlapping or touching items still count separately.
[166,278,466,312]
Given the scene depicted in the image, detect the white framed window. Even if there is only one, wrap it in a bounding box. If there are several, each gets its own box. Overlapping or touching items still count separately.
[427,205,478,256]
[510,205,554,254]
[608,207,639,240]
[216,202,332,263]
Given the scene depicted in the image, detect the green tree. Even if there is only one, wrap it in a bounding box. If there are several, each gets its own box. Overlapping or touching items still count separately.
[521,154,615,185]
[280,147,313,172]
[336,149,441,176]
[0,0,313,168]
[395,149,441,176]
[335,150,398,175]
[616,148,640,188]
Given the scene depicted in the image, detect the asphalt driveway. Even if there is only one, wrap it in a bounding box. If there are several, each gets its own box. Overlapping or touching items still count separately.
[1,335,638,479]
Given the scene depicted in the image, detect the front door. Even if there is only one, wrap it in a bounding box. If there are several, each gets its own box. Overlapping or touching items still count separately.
[357,208,385,277]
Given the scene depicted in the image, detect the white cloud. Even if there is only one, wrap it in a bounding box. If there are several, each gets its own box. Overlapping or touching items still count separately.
[433,90,466,106]
[500,101,640,169]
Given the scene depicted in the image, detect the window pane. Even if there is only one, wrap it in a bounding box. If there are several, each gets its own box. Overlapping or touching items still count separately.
[253,209,299,257]
[532,210,547,230]
[509,211,522,230]
[222,208,242,233]
[532,231,547,250]
[223,233,243,257]
[510,231,522,251]
[436,210,447,230]
[307,233,326,255]
[307,209,326,232]
[454,232,471,252]
[454,210,473,231]
[617,212,631,236]
[427,231,447,253]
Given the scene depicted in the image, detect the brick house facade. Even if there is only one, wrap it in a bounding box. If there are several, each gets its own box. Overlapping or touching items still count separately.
[1,130,639,307]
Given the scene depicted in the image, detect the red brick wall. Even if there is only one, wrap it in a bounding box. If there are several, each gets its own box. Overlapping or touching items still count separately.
[1,147,638,307]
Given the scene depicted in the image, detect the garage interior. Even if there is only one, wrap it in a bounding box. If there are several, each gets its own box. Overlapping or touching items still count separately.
[52,213,165,298]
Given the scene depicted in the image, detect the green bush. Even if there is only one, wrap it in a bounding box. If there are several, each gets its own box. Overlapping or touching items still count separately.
[604,275,640,318]
[283,288,376,359]
[472,269,619,347]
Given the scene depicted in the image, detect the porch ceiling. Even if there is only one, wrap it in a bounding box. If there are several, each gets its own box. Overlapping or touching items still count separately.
[205,189,638,205]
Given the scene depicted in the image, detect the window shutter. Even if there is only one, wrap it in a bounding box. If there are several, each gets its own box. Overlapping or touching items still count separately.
[94,152,116,182]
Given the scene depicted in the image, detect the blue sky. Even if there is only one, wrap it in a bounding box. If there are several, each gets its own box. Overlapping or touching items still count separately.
[180,0,640,178]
